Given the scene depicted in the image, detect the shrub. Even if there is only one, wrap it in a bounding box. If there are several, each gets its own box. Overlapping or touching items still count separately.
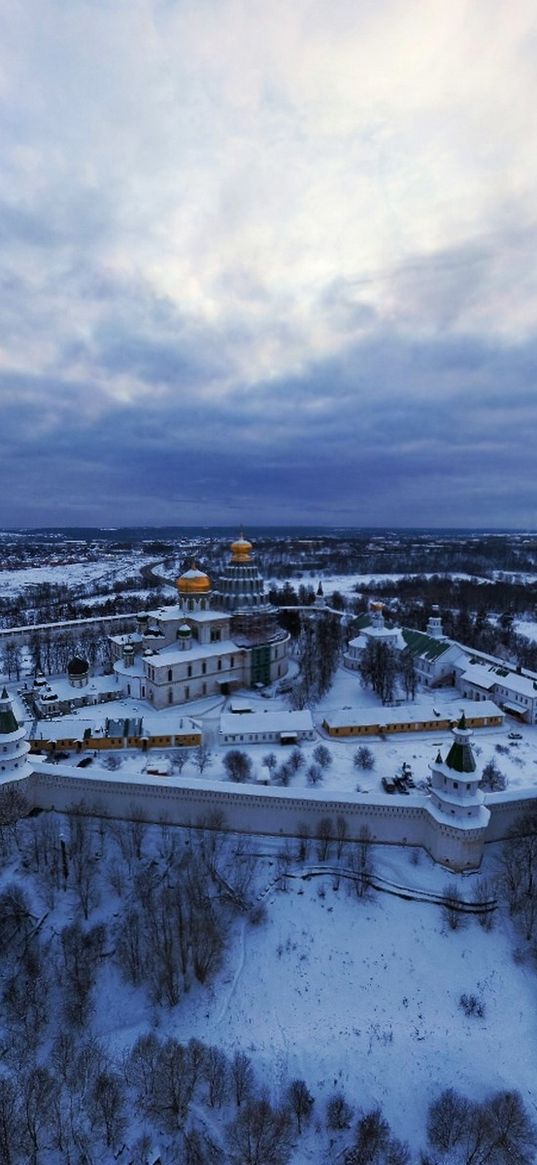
[354,746,375,771]
[480,759,507,791]
[459,992,485,1018]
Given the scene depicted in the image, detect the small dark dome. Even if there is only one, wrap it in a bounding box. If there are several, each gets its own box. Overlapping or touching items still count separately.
[67,656,89,676]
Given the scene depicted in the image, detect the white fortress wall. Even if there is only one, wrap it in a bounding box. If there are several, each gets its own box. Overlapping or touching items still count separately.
[483,790,537,842]
[5,759,536,870]
[18,761,533,870]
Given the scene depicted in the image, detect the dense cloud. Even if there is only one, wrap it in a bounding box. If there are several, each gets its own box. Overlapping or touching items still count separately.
[0,0,536,527]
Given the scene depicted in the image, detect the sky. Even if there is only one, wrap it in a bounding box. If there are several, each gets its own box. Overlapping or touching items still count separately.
[1,0,537,529]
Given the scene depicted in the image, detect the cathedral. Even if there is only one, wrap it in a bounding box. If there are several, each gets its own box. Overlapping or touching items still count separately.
[110,534,290,709]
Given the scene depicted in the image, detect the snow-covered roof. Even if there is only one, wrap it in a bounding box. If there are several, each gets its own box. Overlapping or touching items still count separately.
[220,710,314,735]
[460,663,497,690]
[461,662,537,700]
[144,639,243,668]
[323,699,502,730]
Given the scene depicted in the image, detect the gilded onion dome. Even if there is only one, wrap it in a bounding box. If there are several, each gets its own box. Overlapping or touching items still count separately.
[176,562,211,595]
[230,533,253,563]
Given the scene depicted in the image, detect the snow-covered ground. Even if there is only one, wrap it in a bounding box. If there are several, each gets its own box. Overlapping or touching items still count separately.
[516,619,537,643]
[0,552,152,599]
[85,838,536,1160]
[269,571,500,598]
[178,846,536,1154]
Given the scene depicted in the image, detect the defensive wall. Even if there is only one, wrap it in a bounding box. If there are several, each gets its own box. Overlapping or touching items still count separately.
[0,612,138,650]
[14,761,537,872]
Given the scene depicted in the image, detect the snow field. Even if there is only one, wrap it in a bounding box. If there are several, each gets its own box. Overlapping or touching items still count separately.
[152,843,537,1158]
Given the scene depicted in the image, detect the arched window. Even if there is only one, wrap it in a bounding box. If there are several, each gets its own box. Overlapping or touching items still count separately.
[168,669,173,682]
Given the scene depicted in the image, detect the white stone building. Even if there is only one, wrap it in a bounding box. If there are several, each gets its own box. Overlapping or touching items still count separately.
[111,535,290,709]
[219,709,315,745]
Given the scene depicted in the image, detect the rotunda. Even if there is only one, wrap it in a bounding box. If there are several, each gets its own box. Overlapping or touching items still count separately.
[213,534,270,614]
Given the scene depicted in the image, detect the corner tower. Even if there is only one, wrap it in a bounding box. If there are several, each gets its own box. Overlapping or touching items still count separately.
[426,713,490,869]
[0,688,30,780]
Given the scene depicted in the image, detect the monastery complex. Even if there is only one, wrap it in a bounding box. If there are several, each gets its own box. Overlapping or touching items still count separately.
[1,533,537,873]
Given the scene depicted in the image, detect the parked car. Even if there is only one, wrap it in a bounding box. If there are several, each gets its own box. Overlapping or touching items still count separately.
[382,777,396,793]
[508,731,523,740]
[76,756,93,767]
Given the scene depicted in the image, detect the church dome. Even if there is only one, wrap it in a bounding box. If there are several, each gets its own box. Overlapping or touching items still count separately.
[67,656,89,676]
[230,534,253,563]
[176,563,211,595]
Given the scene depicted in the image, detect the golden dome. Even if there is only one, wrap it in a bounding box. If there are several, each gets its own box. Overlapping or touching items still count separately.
[176,562,211,594]
[231,533,253,563]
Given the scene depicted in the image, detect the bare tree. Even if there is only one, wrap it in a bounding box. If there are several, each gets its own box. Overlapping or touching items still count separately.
[262,753,277,779]
[172,749,190,774]
[147,1038,204,1133]
[124,1032,161,1111]
[89,1070,127,1149]
[287,1079,314,1134]
[354,746,375,771]
[193,744,213,775]
[0,785,29,857]
[313,744,332,770]
[204,1046,229,1108]
[226,1097,293,1165]
[20,1066,58,1165]
[335,815,348,860]
[315,817,333,861]
[427,1086,537,1165]
[442,883,466,931]
[116,909,147,986]
[0,1074,23,1165]
[68,814,100,920]
[224,750,253,783]
[498,814,537,940]
[295,821,310,862]
[231,1050,254,1108]
[326,1091,353,1131]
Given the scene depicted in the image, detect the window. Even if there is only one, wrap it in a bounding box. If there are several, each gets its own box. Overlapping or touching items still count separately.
[187,664,192,678]
[185,686,190,699]
[202,662,206,675]
[168,689,173,704]
[168,669,173,682]
[218,659,222,671]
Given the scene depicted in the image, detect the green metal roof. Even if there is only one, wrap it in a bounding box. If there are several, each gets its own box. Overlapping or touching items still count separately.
[445,738,477,773]
[402,628,452,661]
[0,705,19,735]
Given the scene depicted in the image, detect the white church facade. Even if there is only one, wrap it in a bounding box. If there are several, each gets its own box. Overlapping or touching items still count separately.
[110,535,290,709]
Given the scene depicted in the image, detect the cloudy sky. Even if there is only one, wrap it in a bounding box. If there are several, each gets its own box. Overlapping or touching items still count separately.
[1,0,537,528]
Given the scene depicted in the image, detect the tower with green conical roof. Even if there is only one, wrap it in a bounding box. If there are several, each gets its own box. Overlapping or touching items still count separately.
[426,712,490,869]
[0,688,30,780]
